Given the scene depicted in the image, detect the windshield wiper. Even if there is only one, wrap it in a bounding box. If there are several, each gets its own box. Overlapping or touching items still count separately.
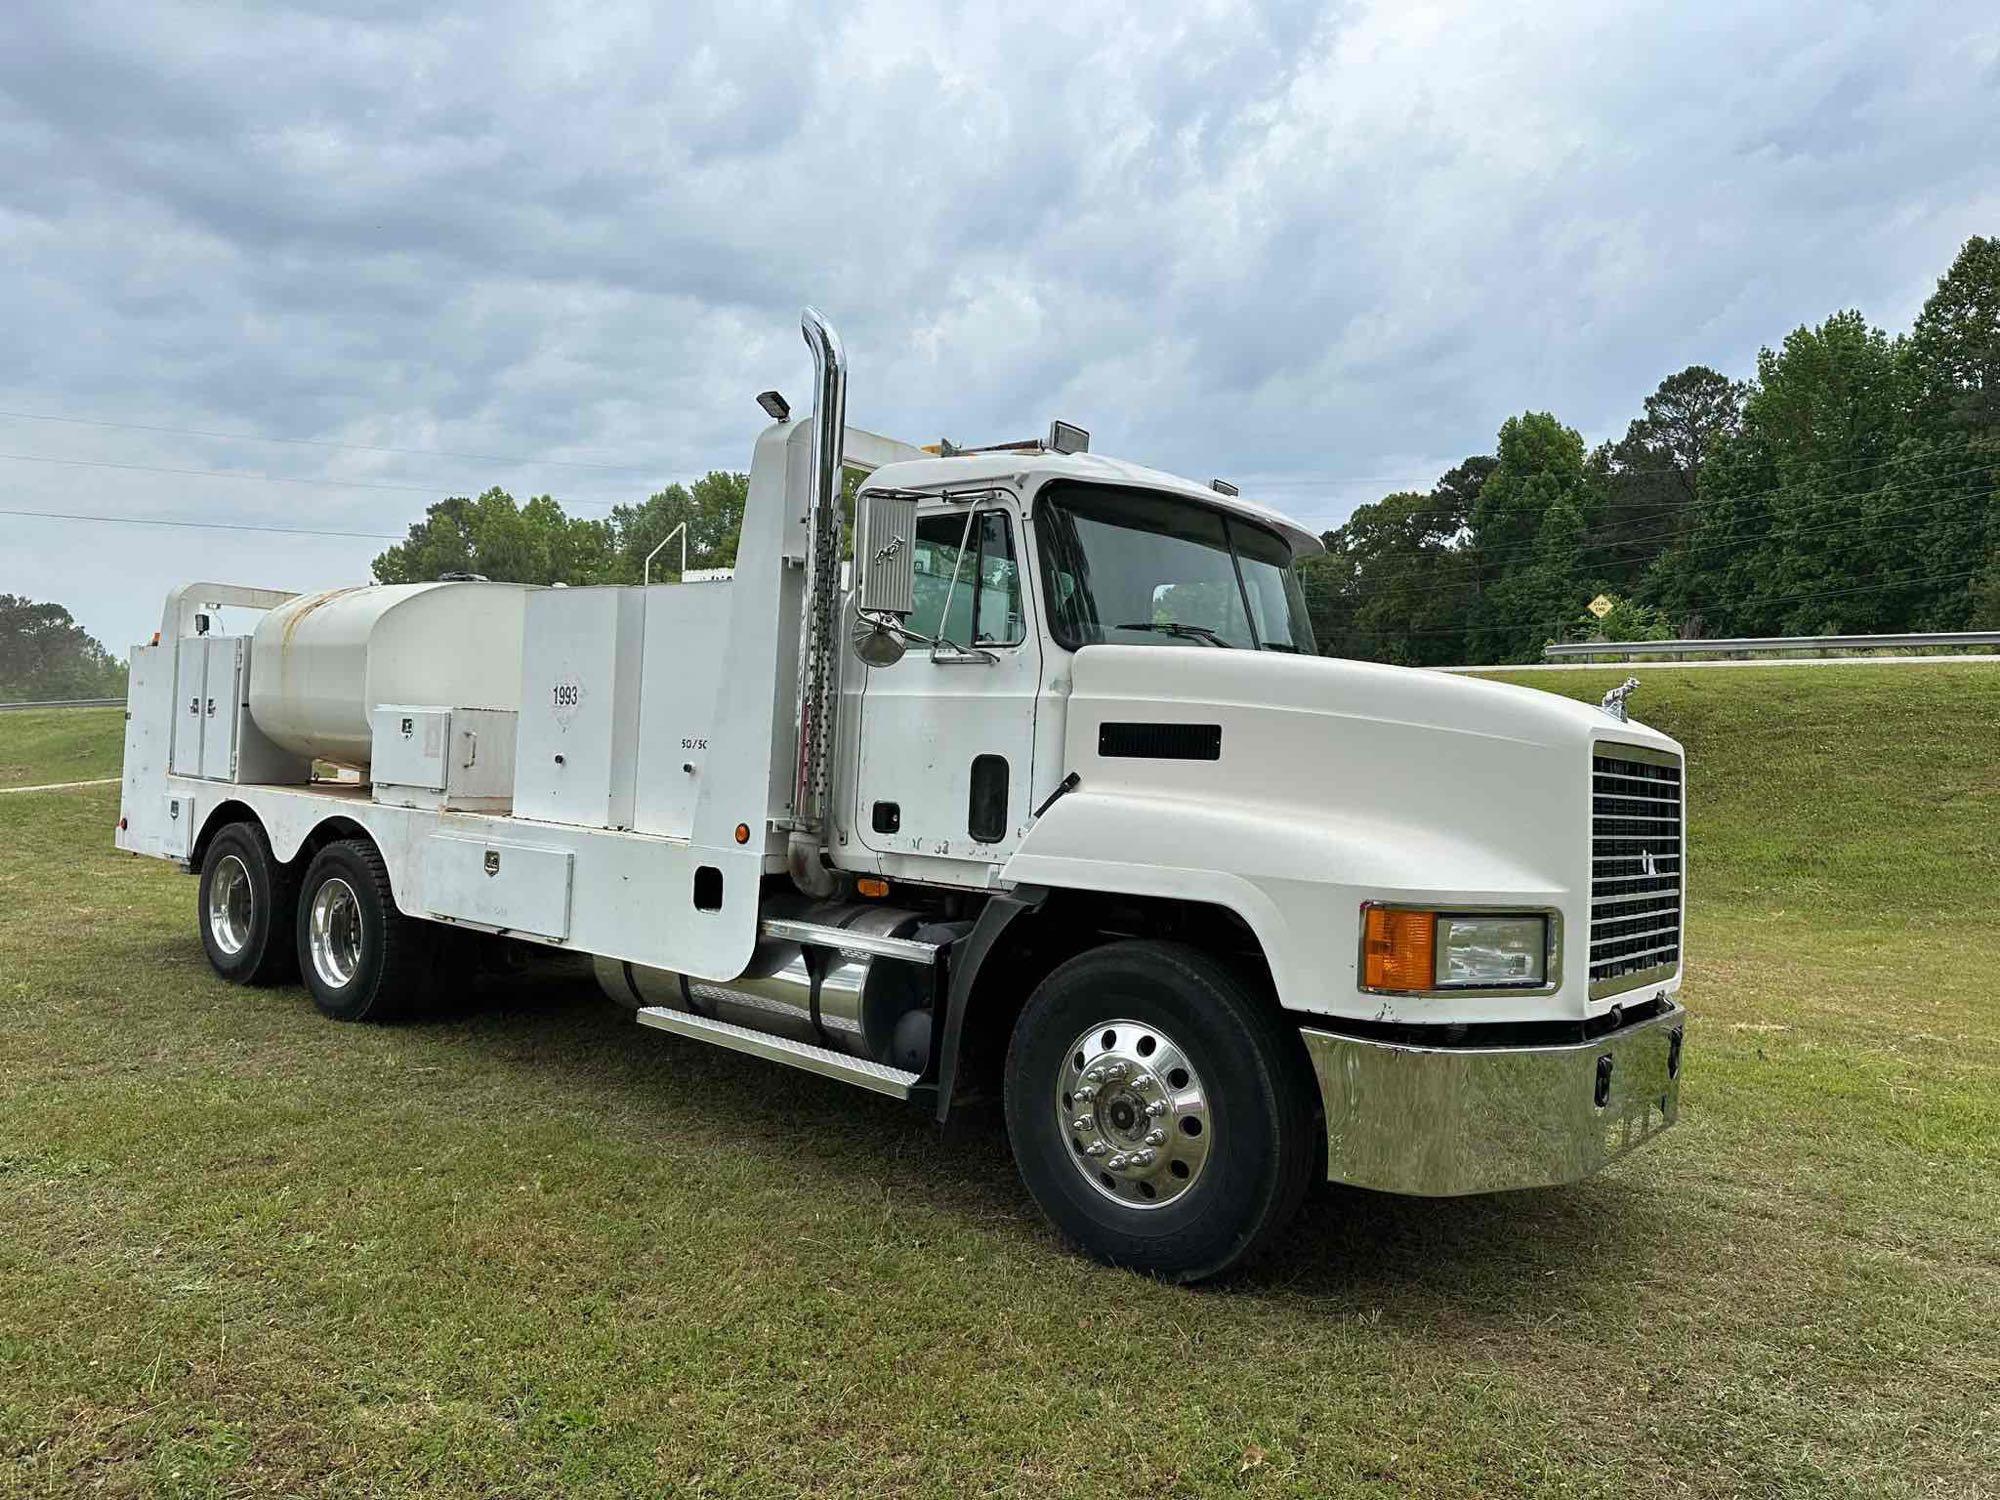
[1114,621,1233,648]
[1260,642,1303,653]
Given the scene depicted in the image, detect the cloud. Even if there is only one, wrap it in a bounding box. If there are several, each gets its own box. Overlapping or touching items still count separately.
[1,0,1995,651]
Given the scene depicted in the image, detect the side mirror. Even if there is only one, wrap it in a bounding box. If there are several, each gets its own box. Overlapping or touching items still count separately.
[848,607,908,668]
[856,491,918,618]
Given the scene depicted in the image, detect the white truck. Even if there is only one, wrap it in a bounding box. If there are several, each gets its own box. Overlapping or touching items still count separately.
[116,310,1685,1280]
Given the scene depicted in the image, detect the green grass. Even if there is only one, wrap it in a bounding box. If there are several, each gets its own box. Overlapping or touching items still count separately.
[0,706,123,788]
[1,672,1995,1497]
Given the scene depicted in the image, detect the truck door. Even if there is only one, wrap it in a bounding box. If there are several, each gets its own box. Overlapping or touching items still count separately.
[854,504,1040,864]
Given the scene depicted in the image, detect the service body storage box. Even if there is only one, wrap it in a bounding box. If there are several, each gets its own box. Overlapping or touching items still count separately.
[170,635,310,786]
[369,705,517,812]
[633,581,732,840]
[514,588,645,830]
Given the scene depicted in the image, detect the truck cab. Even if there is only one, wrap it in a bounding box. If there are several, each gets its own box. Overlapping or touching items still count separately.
[117,309,1685,1282]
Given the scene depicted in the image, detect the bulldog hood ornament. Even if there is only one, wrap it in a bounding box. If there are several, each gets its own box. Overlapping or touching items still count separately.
[1600,676,1642,723]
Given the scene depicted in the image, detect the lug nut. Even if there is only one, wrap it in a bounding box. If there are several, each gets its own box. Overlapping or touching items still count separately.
[1132,1149,1156,1167]
[1084,1140,1108,1157]
[1072,1116,1093,1132]
[1144,1129,1166,1147]
[1074,1084,1096,1102]
[1145,1100,1167,1119]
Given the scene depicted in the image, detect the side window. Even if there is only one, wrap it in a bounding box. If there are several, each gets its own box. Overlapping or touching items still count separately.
[971,511,1023,645]
[906,510,1025,647]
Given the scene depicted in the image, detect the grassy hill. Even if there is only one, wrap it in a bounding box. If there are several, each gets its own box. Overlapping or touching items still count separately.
[0,704,123,788]
[0,669,1994,1497]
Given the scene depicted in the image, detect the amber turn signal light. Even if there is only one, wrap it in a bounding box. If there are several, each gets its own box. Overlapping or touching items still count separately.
[1362,906,1436,992]
[856,877,889,898]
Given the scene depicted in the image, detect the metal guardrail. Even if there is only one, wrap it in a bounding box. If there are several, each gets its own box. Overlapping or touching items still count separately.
[0,698,126,712]
[1545,630,2000,661]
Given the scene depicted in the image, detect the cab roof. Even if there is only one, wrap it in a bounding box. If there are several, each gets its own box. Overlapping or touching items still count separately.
[859,448,1327,560]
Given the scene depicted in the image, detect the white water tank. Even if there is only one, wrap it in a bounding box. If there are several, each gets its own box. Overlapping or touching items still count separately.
[247,582,534,767]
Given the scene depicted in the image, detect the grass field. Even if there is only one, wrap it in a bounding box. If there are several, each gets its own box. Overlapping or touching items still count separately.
[0,706,122,788]
[1,667,1995,1497]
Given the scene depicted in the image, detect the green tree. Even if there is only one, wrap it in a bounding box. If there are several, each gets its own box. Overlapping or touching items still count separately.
[1649,312,1912,635]
[606,471,749,583]
[1586,366,1743,590]
[0,596,128,701]
[1466,413,1594,661]
[1302,456,1490,664]
[372,488,616,585]
[1906,235,2000,439]
[1895,236,2000,628]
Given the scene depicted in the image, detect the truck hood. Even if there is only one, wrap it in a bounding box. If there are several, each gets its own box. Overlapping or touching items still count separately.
[1007,645,1685,1024]
[1058,644,1675,758]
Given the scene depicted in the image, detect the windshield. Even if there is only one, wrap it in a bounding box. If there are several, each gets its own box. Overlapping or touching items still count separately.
[1035,483,1317,653]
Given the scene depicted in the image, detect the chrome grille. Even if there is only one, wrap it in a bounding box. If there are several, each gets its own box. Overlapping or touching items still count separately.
[1591,746,1683,995]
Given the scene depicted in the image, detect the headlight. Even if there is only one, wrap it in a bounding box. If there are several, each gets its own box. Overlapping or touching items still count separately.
[1362,906,1553,993]
[1436,914,1547,987]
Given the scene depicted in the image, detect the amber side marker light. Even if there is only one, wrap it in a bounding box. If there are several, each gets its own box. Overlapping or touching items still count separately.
[1362,906,1436,992]
[733,823,751,845]
[856,877,890,898]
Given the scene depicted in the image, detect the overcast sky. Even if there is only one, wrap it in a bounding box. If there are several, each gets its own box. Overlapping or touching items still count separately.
[3,0,1996,655]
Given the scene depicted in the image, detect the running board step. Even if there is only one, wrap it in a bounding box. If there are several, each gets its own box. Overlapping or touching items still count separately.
[635,1006,921,1099]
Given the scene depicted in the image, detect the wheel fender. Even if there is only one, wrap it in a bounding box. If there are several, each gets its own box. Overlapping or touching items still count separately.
[996,787,1556,1025]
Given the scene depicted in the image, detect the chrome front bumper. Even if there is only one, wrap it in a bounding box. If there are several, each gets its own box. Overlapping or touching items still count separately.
[1300,1003,1685,1196]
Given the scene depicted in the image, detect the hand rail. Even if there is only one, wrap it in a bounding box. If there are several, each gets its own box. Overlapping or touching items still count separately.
[642,520,687,586]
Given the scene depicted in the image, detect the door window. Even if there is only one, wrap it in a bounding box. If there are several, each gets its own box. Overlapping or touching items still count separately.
[907,510,1025,647]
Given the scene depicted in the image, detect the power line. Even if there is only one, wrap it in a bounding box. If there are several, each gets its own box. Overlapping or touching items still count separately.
[0,449,624,512]
[0,449,471,496]
[1312,456,2000,579]
[0,506,401,541]
[1465,459,2000,577]
[0,407,662,475]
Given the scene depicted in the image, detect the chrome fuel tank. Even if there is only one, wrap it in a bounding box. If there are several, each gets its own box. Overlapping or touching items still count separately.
[593,901,932,1066]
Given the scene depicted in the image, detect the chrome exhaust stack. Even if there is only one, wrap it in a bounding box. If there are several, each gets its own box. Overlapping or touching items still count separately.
[788,307,846,898]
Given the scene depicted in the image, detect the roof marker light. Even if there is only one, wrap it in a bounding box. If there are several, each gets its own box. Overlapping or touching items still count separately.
[756,390,791,421]
[1046,420,1090,455]
[1210,479,1239,497]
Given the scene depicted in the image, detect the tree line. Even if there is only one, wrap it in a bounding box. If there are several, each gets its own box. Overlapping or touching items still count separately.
[0,595,127,702]
[371,470,750,587]
[1299,236,2000,662]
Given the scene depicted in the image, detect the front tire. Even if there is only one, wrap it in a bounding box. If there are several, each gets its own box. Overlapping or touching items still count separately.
[197,821,298,986]
[1004,940,1316,1282]
[295,838,437,1022]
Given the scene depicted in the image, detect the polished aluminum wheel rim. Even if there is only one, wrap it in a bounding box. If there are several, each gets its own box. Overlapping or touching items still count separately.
[308,876,363,990]
[1055,1018,1212,1209]
[207,854,253,956]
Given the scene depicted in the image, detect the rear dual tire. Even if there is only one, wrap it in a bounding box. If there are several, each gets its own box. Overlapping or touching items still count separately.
[197,822,299,986]
[295,839,438,1022]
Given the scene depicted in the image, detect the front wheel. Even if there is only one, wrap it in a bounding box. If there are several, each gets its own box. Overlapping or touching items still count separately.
[1003,940,1316,1282]
[295,838,437,1022]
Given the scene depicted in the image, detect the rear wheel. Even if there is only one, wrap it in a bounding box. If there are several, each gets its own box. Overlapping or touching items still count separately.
[197,821,298,986]
[1004,940,1316,1282]
[295,838,436,1022]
